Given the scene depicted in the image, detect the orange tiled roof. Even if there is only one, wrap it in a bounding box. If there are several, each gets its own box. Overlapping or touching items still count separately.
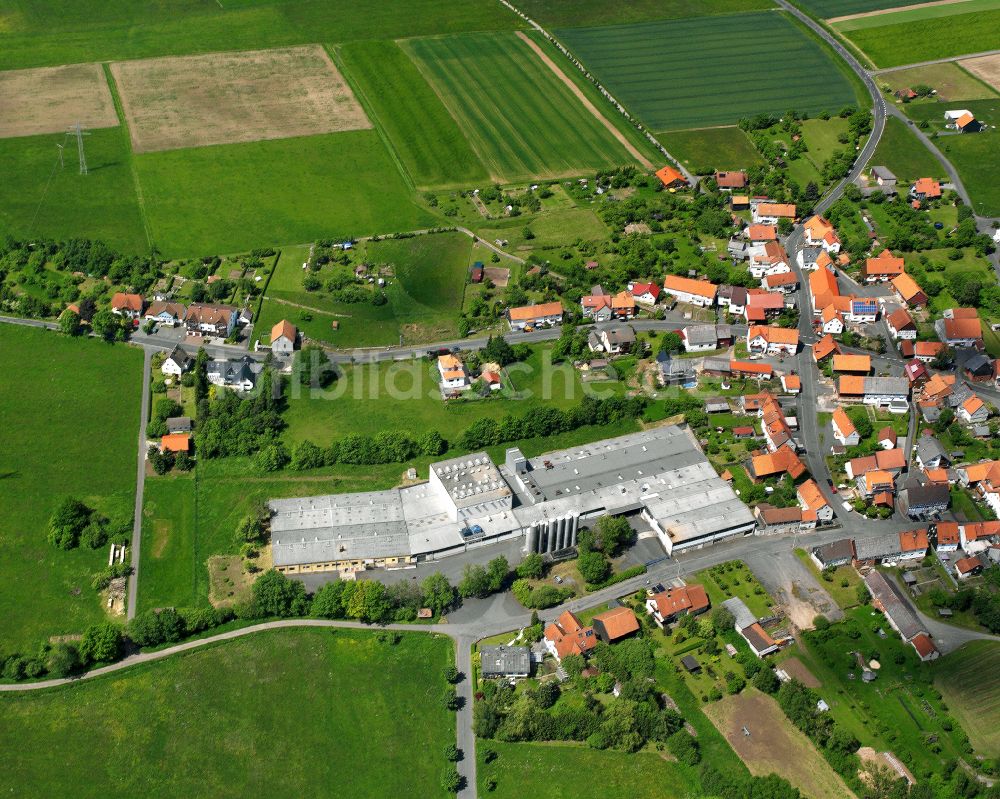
[271,319,296,342]
[797,478,828,511]
[891,273,924,302]
[756,202,796,218]
[833,354,871,373]
[865,250,905,277]
[832,407,856,438]
[656,165,687,186]
[813,334,840,361]
[838,375,865,396]
[914,177,941,198]
[747,224,777,241]
[508,301,563,321]
[748,325,799,346]
[593,606,640,640]
[663,275,718,299]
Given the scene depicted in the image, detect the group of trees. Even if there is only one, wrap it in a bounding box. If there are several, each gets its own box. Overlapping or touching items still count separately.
[0,620,125,681]
[47,497,129,551]
[577,516,633,586]
[195,366,284,460]
[458,556,510,599]
[288,428,447,472]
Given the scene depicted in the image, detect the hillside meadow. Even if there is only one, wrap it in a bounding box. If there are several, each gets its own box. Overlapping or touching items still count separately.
[0,326,142,652]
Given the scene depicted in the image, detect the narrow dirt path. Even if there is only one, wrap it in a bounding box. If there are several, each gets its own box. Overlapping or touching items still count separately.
[515,31,655,170]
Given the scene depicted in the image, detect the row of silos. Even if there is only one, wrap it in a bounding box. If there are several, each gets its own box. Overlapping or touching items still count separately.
[525,513,580,554]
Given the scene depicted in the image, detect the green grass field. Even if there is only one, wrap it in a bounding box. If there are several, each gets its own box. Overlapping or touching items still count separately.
[870,116,943,180]
[0,127,148,253]
[515,0,774,27]
[936,641,1000,757]
[403,32,640,183]
[837,1,1000,68]
[0,326,142,652]
[557,11,859,132]
[256,232,472,348]
[336,40,489,190]
[0,0,520,70]
[936,132,1000,216]
[0,628,455,797]
[880,62,998,102]
[479,742,700,797]
[660,127,765,173]
[135,131,435,257]
[797,0,935,18]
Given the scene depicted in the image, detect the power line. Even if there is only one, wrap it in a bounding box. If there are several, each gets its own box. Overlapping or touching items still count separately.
[69,121,89,175]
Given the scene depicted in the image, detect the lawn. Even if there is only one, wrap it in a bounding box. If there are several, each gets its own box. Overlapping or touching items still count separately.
[0,127,148,254]
[403,32,640,183]
[660,127,764,173]
[793,548,863,609]
[256,231,473,348]
[837,2,1000,69]
[0,0,521,70]
[557,11,859,132]
[702,688,856,799]
[0,628,456,798]
[936,132,1000,217]
[696,561,776,618]
[478,741,700,798]
[870,116,944,180]
[135,130,436,258]
[0,327,142,652]
[336,40,488,190]
[515,0,774,27]
[935,641,1000,757]
[879,62,998,102]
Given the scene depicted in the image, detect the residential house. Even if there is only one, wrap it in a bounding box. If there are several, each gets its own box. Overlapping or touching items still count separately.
[166,417,192,436]
[905,359,928,386]
[479,645,531,679]
[935,521,961,552]
[610,291,637,319]
[595,324,636,355]
[797,246,823,271]
[857,469,895,500]
[809,267,840,314]
[160,433,191,454]
[798,479,834,523]
[748,445,807,481]
[185,304,238,337]
[891,274,927,309]
[958,395,989,424]
[543,610,597,662]
[915,341,947,363]
[838,376,909,407]
[832,407,860,446]
[813,334,840,363]
[811,538,855,569]
[655,165,688,188]
[846,449,906,479]
[911,178,942,201]
[657,354,697,387]
[911,633,940,662]
[832,354,871,375]
[161,345,192,377]
[803,215,841,253]
[645,584,710,626]
[438,354,469,391]
[963,353,993,382]
[854,534,905,565]
[722,597,782,658]
[270,320,298,357]
[886,307,917,340]
[869,166,897,194]
[581,293,614,322]
[751,201,796,225]
[663,275,717,307]
[747,325,798,355]
[956,556,984,579]
[748,242,790,279]
[144,301,186,327]
[962,521,1000,553]
[863,251,905,283]
[507,301,563,331]
[714,170,748,190]
[729,360,773,379]
[683,324,724,352]
[206,356,265,391]
[781,373,801,394]
[899,479,950,519]
[863,570,936,660]
[718,285,749,316]
[764,271,799,293]
[747,224,778,244]
[915,435,948,470]
[592,607,640,644]
[744,292,785,323]
[878,427,897,450]
[936,310,982,348]
[629,281,661,307]
[730,194,750,211]
[111,292,144,320]
[847,298,879,324]
[755,505,814,535]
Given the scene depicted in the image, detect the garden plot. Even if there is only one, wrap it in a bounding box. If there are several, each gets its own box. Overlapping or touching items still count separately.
[110,45,371,152]
[0,62,118,138]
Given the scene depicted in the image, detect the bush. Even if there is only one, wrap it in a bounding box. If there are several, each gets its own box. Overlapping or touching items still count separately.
[667,730,701,765]
[585,564,646,592]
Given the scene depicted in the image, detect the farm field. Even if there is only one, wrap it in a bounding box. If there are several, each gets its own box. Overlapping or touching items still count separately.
[0,628,455,798]
[336,40,488,190]
[0,62,118,139]
[660,127,764,173]
[0,326,142,652]
[0,127,148,253]
[109,45,370,153]
[935,641,1000,756]
[0,0,521,71]
[135,131,435,257]
[936,132,1000,216]
[557,11,859,132]
[800,0,936,18]
[836,1,1000,68]
[477,741,700,798]
[879,61,998,101]
[403,32,640,183]
[256,232,473,348]
[515,0,774,27]
[870,116,944,180]
[702,689,856,799]
[897,96,1000,131]
[962,53,1000,93]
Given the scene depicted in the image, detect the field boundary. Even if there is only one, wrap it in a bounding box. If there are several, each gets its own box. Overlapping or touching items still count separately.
[514,31,653,169]
[102,63,153,251]
[828,0,970,23]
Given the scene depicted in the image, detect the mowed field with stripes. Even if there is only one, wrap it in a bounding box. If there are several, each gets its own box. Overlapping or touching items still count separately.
[402,32,642,183]
[557,11,859,132]
[936,641,1000,756]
